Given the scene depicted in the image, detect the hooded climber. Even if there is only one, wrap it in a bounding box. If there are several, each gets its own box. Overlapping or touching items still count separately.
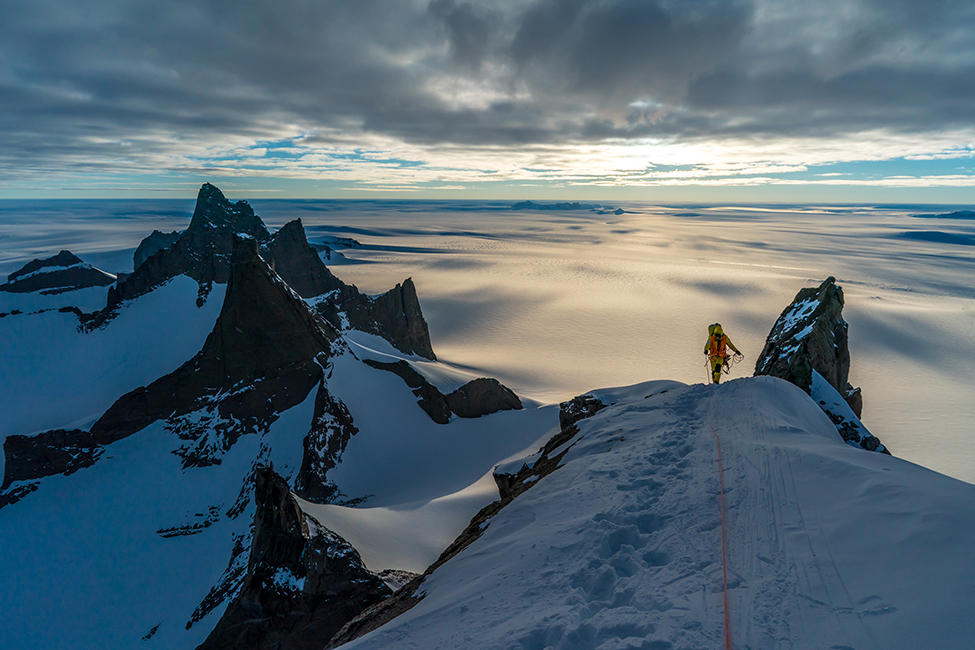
[704,323,742,384]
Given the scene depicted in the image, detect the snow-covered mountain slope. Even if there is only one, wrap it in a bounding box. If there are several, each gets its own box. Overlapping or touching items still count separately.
[0,276,225,439]
[0,236,551,648]
[0,396,313,649]
[341,377,975,649]
[0,335,553,648]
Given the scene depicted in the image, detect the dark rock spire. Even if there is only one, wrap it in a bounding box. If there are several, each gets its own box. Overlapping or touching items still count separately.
[198,466,391,650]
[755,277,886,453]
[263,218,344,299]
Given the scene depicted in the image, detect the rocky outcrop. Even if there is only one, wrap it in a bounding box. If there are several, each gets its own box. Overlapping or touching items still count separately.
[96,183,436,359]
[198,466,391,650]
[557,393,608,430]
[316,278,437,360]
[94,237,339,466]
[0,429,101,506]
[362,359,521,423]
[327,391,599,647]
[755,277,886,453]
[133,230,181,269]
[1,238,342,494]
[446,378,522,418]
[100,184,271,314]
[0,250,115,294]
[257,217,436,359]
[756,277,858,410]
[362,359,452,423]
[262,218,344,299]
[293,385,360,503]
[354,278,436,359]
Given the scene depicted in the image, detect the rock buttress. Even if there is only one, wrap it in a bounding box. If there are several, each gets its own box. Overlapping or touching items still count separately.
[755,277,886,452]
[198,467,391,650]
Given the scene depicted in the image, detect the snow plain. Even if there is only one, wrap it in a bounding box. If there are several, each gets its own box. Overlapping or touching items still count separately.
[2,198,970,483]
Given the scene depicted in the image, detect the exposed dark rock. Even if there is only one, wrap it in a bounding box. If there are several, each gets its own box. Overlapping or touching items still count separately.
[445,378,523,418]
[558,393,607,430]
[319,278,436,360]
[96,183,436,360]
[377,569,420,592]
[1,250,115,294]
[198,466,390,650]
[845,386,863,418]
[756,277,856,410]
[512,200,602,211]
[156,506,221,538]
[0,429,102,491]
[92,237,338,464]
[257,217,435,359]
[755,277,886,452]
[328,390,599,647]
[2,238,340,491]
[0,482,39,508]
[189,532,251,628]
[362,359,521,423]
[293,382,360,503]
[96,184,271,321]
[262,218,344,299]
[134,230,181,269]
[362,359,451,424]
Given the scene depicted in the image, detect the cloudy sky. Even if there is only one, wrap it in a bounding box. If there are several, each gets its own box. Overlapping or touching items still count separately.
[3,0,975,200]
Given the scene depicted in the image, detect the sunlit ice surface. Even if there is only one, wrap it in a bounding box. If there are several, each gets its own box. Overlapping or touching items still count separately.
[1,199,972,484]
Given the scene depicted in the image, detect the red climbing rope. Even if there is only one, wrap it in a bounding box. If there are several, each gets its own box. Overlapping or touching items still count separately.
[706,382,733,650]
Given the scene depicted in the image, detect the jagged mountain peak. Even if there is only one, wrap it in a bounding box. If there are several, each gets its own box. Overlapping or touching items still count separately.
[263,218,344,299]
[199,465,390,649]
[1,236,347,489]
[90,236,341,449]
[188,183,270,241]
[133,229,180,268]
[104,185,435,360]
[205,236,340,384]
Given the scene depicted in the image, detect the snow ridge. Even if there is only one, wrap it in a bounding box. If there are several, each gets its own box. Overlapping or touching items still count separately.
[341,377,975,649]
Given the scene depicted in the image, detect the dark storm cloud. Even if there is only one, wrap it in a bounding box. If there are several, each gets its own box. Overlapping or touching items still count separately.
[2,0,974,177]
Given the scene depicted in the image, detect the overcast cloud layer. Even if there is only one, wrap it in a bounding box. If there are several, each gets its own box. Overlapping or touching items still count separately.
[2,0,975,195]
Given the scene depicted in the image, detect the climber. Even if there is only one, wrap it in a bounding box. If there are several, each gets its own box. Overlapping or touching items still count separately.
[704,323,742,384]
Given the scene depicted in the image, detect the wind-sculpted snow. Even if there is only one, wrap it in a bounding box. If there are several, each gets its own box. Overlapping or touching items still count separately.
[340,377,975,649]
